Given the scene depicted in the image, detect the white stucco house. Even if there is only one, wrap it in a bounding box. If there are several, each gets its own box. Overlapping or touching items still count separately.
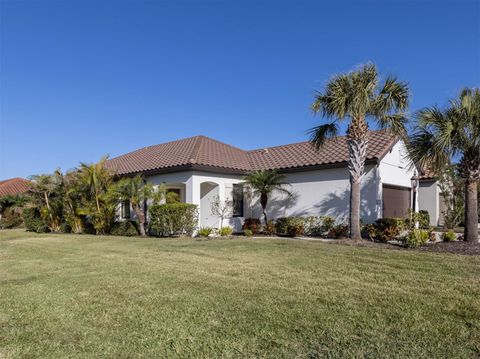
[106,130,420,232]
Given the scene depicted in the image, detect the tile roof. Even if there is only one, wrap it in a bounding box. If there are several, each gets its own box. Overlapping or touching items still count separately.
[0,178,31,197]
[106,130,397,175]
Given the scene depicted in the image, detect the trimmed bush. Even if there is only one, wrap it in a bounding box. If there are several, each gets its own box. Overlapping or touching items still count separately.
[304,216,335,236]
[149,203,198,237]
[442,230,456,242]
[371,218,405,242]
[244,229,253,237]
[328,223,349,239]
[219,226,233,237]
[111,221,140,237]
[403,229,429,248]
[198,227,213,237]
[242,218,261,234]
[22,208,48,233]
[275,217,305,237]
[263,220,276,235]
[0,208,23,229]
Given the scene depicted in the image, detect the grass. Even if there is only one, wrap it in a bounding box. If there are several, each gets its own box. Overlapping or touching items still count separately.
[1,230,479,358]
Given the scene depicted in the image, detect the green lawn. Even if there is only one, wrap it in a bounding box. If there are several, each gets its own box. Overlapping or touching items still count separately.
[1,230,479,358]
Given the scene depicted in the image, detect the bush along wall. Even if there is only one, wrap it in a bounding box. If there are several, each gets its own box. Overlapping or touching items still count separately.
[149,203,198,237]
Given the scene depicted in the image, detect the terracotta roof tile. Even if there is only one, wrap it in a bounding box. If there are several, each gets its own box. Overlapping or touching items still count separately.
[248,130,396,170]
[106,130,397,175]
[0,178,31,197]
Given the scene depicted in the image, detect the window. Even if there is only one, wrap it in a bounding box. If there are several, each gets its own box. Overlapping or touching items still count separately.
[232,184,244,217]
[121,200,130,219]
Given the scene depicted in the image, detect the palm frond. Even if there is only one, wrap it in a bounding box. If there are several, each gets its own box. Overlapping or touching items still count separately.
[308,123,339,149]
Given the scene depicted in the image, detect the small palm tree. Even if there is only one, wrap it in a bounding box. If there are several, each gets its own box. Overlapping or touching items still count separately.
[409,88,479,242]
[243,170,291,225]
[309,64,409,240]
[114,175,154,236]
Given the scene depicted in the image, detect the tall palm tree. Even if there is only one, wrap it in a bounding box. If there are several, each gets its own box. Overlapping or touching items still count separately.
[309,64,409,240]
[243,170,291,225]
[409,88,479,242]
[114,175,154,236]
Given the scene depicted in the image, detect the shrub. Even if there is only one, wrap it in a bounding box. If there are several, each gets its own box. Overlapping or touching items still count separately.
[328,223,349,239]
[263,220,276,235]
[362,223,378,241]
[219,226,233,237]
[244,229,253,237]
[442,230,457,242]
[406,209,431,230]
[403,229,429,248]
[275,217,305,237]
[242,218,261,234]
[198,227,213,237]
[0,208,23,229]
[370,218,405,242]
[418,210,430,229]
[111,221,140,237]
[149,203,198,237]
[22,208,48,233]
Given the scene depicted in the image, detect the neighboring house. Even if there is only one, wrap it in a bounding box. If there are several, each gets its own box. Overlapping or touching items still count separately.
[106,130,417,232]
[0,177,31,197]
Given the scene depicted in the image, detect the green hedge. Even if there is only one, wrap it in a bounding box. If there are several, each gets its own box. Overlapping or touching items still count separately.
[22,207,48,233]
[275,217,305,237]
[111,221,140,237]
[149,203,198,237]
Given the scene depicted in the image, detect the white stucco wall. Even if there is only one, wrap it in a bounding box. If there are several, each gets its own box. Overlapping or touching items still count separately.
[418,180,440,226]
[247,165,379,224]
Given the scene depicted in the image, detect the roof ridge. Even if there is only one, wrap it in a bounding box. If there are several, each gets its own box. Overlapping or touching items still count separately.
[189,136,204,164]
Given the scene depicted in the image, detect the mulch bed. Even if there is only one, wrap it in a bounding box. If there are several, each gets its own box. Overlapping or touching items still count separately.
[417,241,480,256]
[320,237,480,256]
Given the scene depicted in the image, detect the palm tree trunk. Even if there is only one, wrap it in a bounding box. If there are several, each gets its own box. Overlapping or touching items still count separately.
[260,193,268,225]
[464,180,478,242]
[347,137,368,240]
[133,204,147,237]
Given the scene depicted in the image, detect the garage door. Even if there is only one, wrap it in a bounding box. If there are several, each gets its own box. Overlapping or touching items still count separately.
[382,185,411,218]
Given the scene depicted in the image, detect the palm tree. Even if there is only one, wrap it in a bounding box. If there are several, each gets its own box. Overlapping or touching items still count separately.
[309,64,409,240]
[78,156,116,234]
[29,171,64,232]
[409,88,479,242]
[243,170,291,225]
[114,175,154,236]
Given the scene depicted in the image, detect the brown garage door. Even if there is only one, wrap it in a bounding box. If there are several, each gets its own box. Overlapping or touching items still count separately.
[383,185,411,218]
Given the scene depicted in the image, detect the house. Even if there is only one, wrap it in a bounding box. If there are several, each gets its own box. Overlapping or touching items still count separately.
[0,178,31,197]
[106,130,417,232]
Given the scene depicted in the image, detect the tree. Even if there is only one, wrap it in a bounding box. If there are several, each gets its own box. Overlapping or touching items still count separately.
[309,64,409,240]
[114,175,154,236]
[243,170,291,225]
[409,88,479,242]
[78,156,116,234]
[63,171,86,234]
[436,164,464,230]
[210,195,232,228]
[29,171,64,232]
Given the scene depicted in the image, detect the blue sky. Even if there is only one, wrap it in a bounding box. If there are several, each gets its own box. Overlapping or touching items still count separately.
[1,0,479,179]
